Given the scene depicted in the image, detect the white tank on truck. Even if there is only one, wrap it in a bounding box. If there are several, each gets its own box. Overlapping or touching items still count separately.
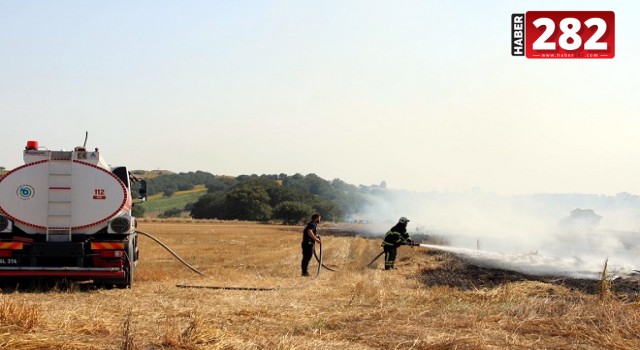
[0,139,146,288]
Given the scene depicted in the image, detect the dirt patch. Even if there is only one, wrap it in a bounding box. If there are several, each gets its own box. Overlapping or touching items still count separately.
[420,250,640,299]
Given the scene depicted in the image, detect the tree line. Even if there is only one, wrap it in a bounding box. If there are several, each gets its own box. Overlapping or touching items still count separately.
[132,171,382,223]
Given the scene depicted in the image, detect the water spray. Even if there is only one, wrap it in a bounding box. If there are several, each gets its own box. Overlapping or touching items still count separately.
[419,243,634,279]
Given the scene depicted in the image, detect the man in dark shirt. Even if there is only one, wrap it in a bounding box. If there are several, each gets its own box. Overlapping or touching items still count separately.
[381,216,412,270]
[301,213,322,276]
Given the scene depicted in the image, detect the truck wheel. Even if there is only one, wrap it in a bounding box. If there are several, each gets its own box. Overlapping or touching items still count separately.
[115,264,134,289]
[117,241,135,289]
[121,265,134,288]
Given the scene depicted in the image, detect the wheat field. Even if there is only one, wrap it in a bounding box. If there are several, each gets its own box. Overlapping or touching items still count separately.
[1,221,639,350]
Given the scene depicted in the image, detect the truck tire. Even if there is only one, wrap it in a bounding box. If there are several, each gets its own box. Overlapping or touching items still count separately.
[117,240,136,289]
[120,264,134,289]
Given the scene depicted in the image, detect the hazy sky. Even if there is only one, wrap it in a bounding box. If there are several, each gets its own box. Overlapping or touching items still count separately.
[1,1,638,195]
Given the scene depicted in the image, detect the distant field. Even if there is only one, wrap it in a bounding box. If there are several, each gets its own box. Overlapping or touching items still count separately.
[130,169,175,179]
[1,221,639,349]
[138,185,207,215]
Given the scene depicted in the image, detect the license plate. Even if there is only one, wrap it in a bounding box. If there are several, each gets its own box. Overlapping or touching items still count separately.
[0,258,18,265]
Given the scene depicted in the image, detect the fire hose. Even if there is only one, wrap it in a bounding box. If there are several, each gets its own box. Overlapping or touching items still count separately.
[138,229,418,290]
[136,230,325,291]
[136,230,212,279]
[366,251,385,267]
[366,242,421,267]
[313,245,338,272]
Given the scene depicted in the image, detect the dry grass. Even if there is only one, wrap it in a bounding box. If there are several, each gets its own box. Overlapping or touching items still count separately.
[0,297,41,331]
[1,221,639,349]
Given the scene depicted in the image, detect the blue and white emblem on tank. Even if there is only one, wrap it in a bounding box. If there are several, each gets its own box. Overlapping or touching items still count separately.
[17,185,35,200]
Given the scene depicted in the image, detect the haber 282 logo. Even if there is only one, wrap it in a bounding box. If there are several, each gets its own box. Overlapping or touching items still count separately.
[512,11,615,59]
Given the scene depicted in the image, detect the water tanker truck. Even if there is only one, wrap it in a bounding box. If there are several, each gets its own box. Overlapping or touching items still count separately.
[0,140,146,288]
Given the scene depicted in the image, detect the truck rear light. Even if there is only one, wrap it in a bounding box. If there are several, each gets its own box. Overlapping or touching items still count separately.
[0,250,12,258]
[0,216,11,233]
[100,250,124,258]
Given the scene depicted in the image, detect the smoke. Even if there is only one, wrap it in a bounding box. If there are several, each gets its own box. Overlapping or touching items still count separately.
[419,244,611,279]
[361,190,640,279]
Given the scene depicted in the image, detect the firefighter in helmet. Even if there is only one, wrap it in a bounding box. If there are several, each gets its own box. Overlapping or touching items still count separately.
[381,216,413,270]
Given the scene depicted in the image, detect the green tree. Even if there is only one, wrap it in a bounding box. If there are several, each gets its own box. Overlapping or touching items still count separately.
[132,204,145,218]
[158,208,183,218]
[163,183,178,197]
[190,193,225,219]
[206,176,238,193]
[309,196,344,222]
[134,171,375,222]
[223,184,272,221]
[268,186,307,207]
[304,173,334,196]
[273,201,313,225]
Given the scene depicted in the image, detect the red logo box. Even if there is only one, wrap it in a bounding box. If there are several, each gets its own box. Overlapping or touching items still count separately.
[525,11,615,59]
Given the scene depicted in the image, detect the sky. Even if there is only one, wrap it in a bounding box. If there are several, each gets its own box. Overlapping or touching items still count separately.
[1,0,639,195]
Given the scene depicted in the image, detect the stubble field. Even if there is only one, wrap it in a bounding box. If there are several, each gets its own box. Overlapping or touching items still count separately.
[1,221,640,350]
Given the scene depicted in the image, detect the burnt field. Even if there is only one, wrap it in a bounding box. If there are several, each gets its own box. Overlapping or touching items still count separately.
[1,221,639,349]
[421,249,640,299]
[321,223,640,299]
